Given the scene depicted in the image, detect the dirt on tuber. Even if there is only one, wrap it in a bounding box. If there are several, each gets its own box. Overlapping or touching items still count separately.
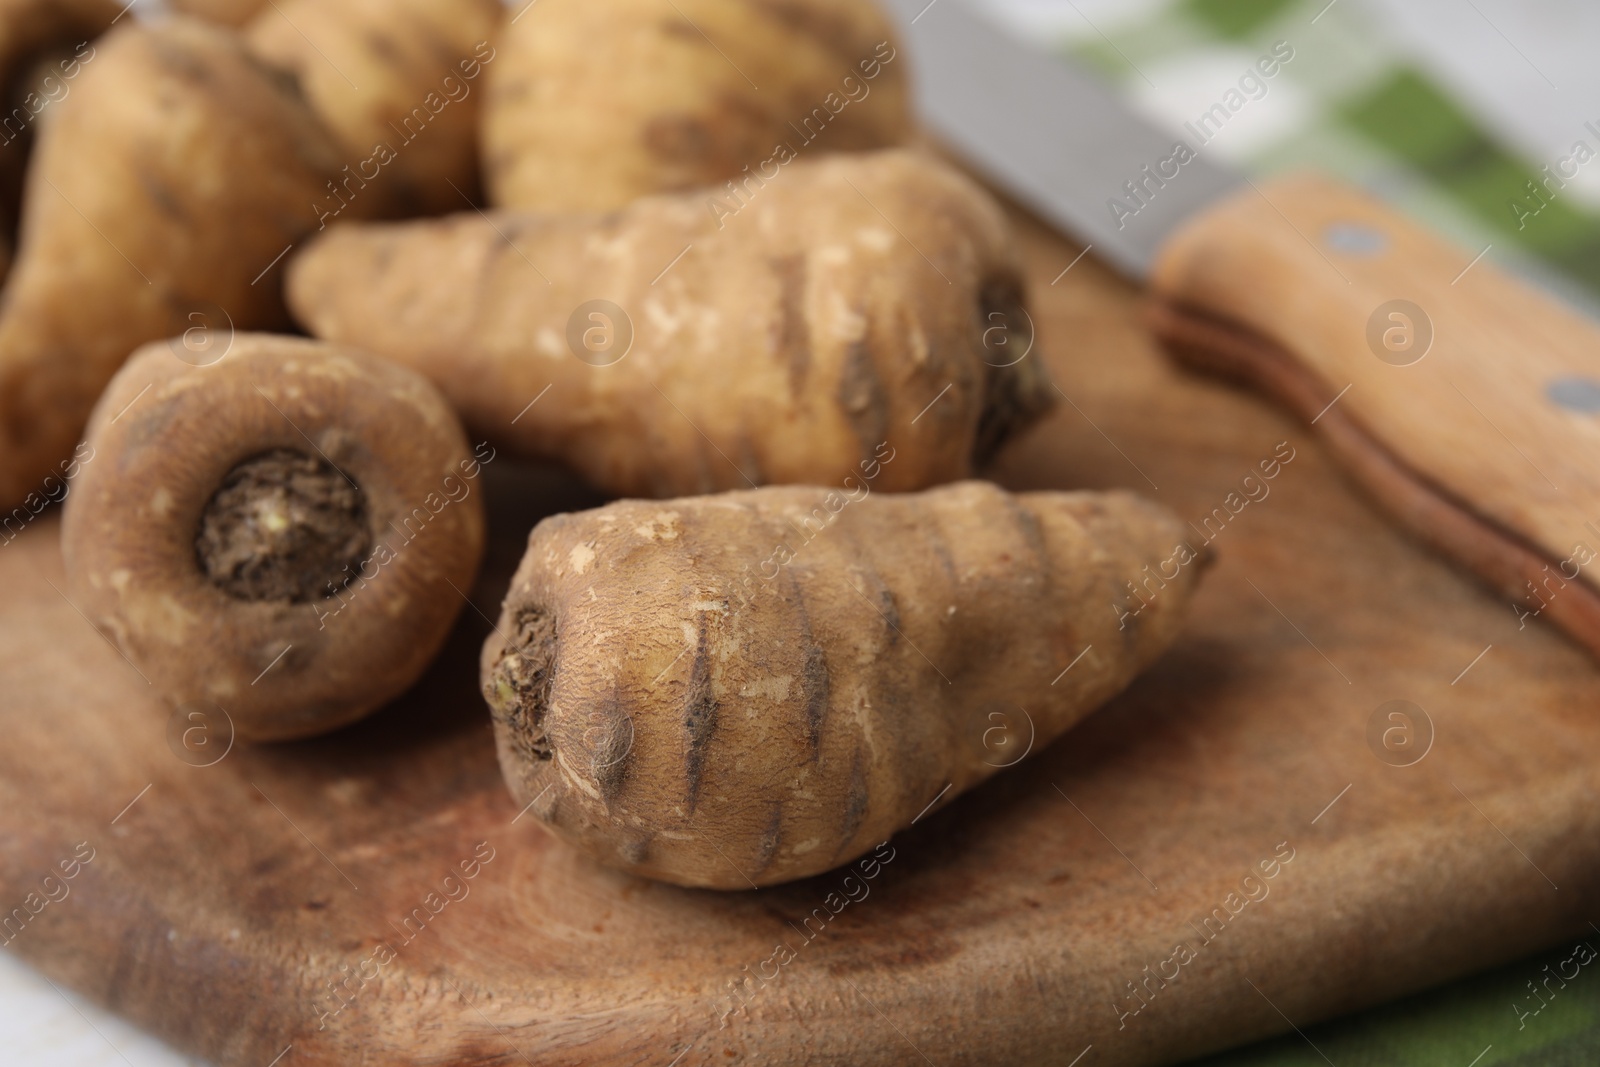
[63,335,488,742]
[482,480,1208,888]
[287,149,1055,499]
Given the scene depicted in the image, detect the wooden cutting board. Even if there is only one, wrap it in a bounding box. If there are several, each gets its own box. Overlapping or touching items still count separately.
[3,207,1600,1067]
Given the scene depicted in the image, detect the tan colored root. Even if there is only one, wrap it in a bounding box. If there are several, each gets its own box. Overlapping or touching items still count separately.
[482,0,912,211]
[0,17,342,510]
[246,0,503,217]
[0,0,123,273]
[482,481,1208,888]
[288,149,1056,499]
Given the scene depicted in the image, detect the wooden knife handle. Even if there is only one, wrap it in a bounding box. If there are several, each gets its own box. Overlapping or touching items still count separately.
[1147,173,1600,659]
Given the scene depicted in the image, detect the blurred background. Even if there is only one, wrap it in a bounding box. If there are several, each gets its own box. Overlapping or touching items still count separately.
[986,0,1600,317]
[3,0,1597,1063]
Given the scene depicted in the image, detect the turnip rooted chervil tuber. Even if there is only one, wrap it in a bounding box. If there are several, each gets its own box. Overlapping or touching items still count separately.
[0,0,124,285]
[483,481,1207,889]
[63,335,486,742]
[245,0,503,219]
[0,16,343,511]
[287,149,1055,499]
[481,0,912,212]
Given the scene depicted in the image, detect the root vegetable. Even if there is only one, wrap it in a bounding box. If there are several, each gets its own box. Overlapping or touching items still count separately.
[62,335,488,742]
[482,480,1207,888]
[0,16,343,511]
[482,0,912,211]
[0,0,123,284]
[245,0,503,219]
[287,149,1054,499]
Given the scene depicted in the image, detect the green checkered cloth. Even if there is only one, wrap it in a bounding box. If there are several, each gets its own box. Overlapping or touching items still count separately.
[1025,0,1600,308]
[988,0,1600,1060]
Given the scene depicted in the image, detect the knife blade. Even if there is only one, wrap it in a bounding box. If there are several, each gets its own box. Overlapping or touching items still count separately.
[882,0,1242,278]
[886,0,1600,662]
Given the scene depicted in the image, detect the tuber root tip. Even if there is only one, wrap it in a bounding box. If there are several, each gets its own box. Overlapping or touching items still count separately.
[973,276,1056,467]
[195,448,371,604]
[487,606,558,767]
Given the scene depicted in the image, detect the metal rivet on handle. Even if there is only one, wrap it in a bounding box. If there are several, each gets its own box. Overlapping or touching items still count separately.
[1324,222,1388,257]
[1547,376,1600,413]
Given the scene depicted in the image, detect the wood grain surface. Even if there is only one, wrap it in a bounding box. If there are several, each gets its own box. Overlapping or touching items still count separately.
[3,207,1600,1067]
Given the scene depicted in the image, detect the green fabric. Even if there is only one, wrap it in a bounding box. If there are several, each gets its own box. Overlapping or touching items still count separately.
[1181,0,1302,40]
[1336,68,1600,291]
[1338,69,1486,170]
[1057,0,1600,305]
[1184,934,1600,1065]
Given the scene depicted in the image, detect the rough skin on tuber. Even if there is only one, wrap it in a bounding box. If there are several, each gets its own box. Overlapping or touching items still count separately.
[482,0,913,212]
[482,481,1208,888]
[287,149,1056,499]
[0,16,343,511]
[63,335,487,742]
[245,0,503,219]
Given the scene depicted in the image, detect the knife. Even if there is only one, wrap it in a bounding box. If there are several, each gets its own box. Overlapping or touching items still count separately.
[885,0,1600,660]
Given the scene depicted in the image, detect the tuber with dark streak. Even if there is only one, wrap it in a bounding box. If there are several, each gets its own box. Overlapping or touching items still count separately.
[482,480,1207,888]
[482,0,912,212]
[287,149,1056,499]
[245,0,503,219]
